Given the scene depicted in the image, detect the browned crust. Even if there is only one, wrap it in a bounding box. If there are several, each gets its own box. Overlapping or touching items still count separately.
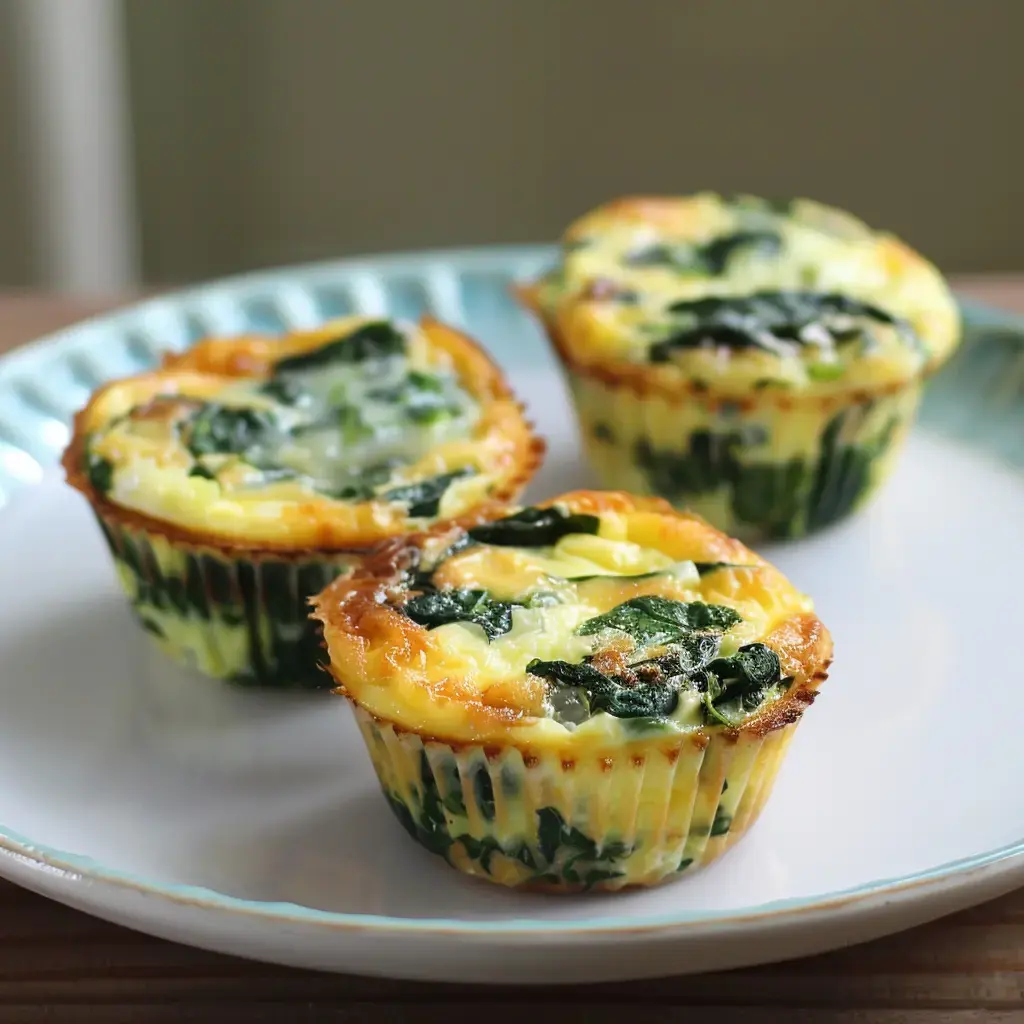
[312,490,833,746]
[61,316,546,556]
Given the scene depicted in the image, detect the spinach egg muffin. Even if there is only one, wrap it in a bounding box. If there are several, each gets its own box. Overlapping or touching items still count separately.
[312,490,832,891]
[62,316,543,688]
[518,193,960,541]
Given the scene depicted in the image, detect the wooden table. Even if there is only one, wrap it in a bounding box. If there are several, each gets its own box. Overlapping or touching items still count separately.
[2,281,1024,1022]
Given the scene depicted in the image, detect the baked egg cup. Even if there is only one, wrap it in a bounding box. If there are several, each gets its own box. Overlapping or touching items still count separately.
[312,490,832,891]
[518,193,961,541]
[63,316,543,688]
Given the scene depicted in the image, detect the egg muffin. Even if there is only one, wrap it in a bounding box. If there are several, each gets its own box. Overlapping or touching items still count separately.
[518,193,960,541]
[312,490,832,891]
[63,316,543,688]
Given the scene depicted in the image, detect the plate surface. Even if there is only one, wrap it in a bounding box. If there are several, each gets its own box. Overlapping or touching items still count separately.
[1,246,1023,983]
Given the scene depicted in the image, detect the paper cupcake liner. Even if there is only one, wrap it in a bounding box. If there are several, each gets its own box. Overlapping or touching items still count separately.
[94,512,359,689]
[351,703,803,892]
[560,365,922,542]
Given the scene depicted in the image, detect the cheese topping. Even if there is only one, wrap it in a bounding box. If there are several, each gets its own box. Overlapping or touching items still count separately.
[68,317,539,549]
[313,492,832,750]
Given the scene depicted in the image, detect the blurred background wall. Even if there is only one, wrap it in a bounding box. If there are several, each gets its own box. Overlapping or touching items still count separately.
[2,0,1023,290]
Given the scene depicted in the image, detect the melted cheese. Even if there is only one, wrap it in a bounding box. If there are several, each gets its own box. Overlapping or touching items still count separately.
[70,317,538,548]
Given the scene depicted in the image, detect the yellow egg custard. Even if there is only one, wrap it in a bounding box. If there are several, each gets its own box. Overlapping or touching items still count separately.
[518,193,961,541]
[63,316,543,688]
[312,491,832,891]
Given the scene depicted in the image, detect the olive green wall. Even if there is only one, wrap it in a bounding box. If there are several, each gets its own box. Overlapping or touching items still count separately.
[3,0,1023,287]
[0,2,33,286]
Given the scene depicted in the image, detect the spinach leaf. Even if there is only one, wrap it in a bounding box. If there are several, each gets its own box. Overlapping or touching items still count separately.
[385,751,454,857]
[576,596,741,648]
[402,588,524,641]
[468,506,601,547]
[185,404,278,458]
[806,409,898,532]
[527,658,679,720]
[188,463,217,481]
[85,450,114,494]
[700,642,783,726]
[272,320,406,374]
[624,231,782,276]
[634,433,809,539]
[383,468,475,518]
[698,231,783,274]
[649,290,916,362]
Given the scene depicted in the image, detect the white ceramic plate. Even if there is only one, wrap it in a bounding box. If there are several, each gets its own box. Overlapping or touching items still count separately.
[0,246,1022,983]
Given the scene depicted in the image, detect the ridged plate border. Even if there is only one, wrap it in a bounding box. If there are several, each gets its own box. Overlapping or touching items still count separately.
[0,244,1022,941]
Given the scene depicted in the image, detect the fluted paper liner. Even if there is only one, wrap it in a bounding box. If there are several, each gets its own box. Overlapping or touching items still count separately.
[94,511,358,689]
[352,703,805,892]
[519,298,924,542]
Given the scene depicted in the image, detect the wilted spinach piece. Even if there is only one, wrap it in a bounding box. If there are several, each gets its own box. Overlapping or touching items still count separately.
[649,290,915,362]
[188,463,217,481]
[185,403,278,458]
[700,642,783,726]
[634,418,895,540]
[535,807,630,885]
[576,596,741,648]
[530,636,781,727]
[698,230,783,274]
[633,633,723,677]
[806,410,898,532]
[624,231,781,276]
[85,450,114,494]
[385,751,453,857]
[635,431,741,498]
[272,320,406,374]
[527,658,680,720]
[468,506,601,547]
[402,588,524,641]
[383,468,476,518]
[634,433,808,539]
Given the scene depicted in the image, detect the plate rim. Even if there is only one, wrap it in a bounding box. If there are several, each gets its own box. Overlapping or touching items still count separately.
[1,242,1022,941]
